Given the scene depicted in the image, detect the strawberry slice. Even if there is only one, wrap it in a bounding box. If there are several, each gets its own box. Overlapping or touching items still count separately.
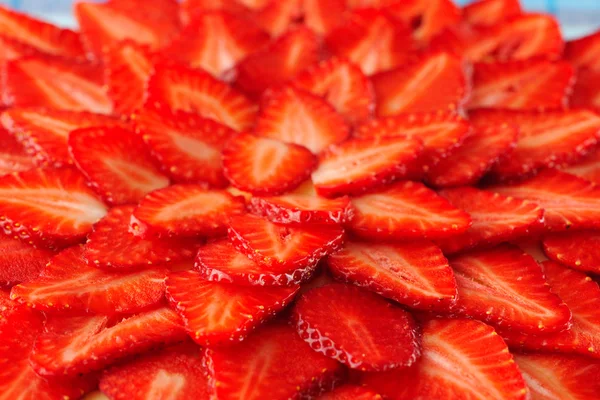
[318,385,381,400]
[1,108,125,168]
[146,63,257,131]
[490,169,600,231]
[163,11,269,78]
[0,235,53,285]
[498,261,600,359]
[10,246,167,314]
[514,353,600,400]
[570,69,600,111]
[132,108,235,187]
[235,27,319,98]
[468,60,574,111]
[312,136,423,197]
[361,319,528,400]
[132,185,245,238]
[462,0,522,26]
[348,181,471,241]
[75,0,180,59]
[385,0,461,43]
[228,214,344,282]
[436,187,544,254]
[254,0,303,37]
[425,122,518,187]
[69,126,170,205]
[0,126,35,176]
[30,306,187,376]
[564,29,600,71]
[204,322,343,399]
[0,168,107,250]
[543,231,600,274]
[326,240,457,310]
[222,132,317,195]
[303,0,346,35]
[562,149,600,185]
[293,57,375,125]
[255,85,350,154]
[372,52,468,116]
[325,9,414,76]
[84,206,198,270]
[3,56,113,114]
[166,270,298,345]
[180,0,251,24]
[293,283,419,371]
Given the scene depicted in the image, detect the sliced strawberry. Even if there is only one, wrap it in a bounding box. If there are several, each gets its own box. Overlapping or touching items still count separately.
[372,52,468,116]
[222,132,317,195]
[1,108,125,168]
[163,11,269,78]
[0,126,34,176]
[69,126,169,205]
[318,385,381,400]
[146,63,257,131]
[84,206,198,270]
[490,169,600,231]
[10,246,167,314]
[0,235,53,286]
[204,322,343,399]
[462,0,522,26]
[325,9,414,76]
[100,344,209,400]
[514,353,600,400]
[75,0,180,59]
[326,240,457,310]
[303,0,346,35]
[253,0,303,37]
[498,261,600,359]
[386,0,461,43]
[255,85,350,154]
[468,59,574,111]
[0,168,107,250]
[235,27,319,98]
[425,122,518,187]
[293,57,375,125]
[436,187,544,254]
[228,214,344,283]
[31,306,187,376]
[361,319,528,400]
[180,0,251,24]
[562,148,600,184]
[564,29,600,71]
[3,56,113,114]
[166,270,298,345]
[570,69,600,111]
[0,34,44,62]
[312,136,423,197]
[132,107,235,187]
[513,239,549,263]
[543,231,600,274]
[132,185,245,238]
[348,181,471,241]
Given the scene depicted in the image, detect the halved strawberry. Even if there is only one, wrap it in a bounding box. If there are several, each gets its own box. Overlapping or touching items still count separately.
[570,69,600,111]
[0,126,35,176]
[10,246,167,314]
[3,56,113,114]
[204,322,344,399]
[514,353,600,400]
[462,0,522,26]
[303,0,346,35]
[562,148,600,185]
[253,0,303,37]
[30,306,187,376]
[325,9,414,76]
[312,136,423,197]
[0,235,53,286]
[235,27,319,98]
[0,168,107,249]
[498,261,600,359]
[319,385,381,400]
[372,52,468,116]
[348,181,471,241]
[326,240,457,310]
[69,126,169,205]
[543,231,600,274]
[166,270,298,345]
[293,57,375,124]
[146,63,257,131]
[84,206,198,270]
[100,344,209,400]
[255,85,350,154]
[75,0,180,59]
[425,122,518,187]
[1,108,125,168]
[132,107,235,187]
[222,132,317,195]
[228,214,344,283]
[163,11,269,78]
[385,0,461,43]
[468,59,574,111]
[490,169,600,231]
[293,283,419,371]
[564,29,600,71]
[436,187,544,254]
[361,319,528,400]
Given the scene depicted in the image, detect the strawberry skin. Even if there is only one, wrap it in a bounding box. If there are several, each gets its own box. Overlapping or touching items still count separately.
[570,69,600,111]
[543,231,600,274]
[318,385,381,400]
[564,29,600,71]
[562,149,600,185]
[0,235,53,285]
[0,126,35,176]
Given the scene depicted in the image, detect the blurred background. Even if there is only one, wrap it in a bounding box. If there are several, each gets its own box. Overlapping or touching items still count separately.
[0,0,598,39]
